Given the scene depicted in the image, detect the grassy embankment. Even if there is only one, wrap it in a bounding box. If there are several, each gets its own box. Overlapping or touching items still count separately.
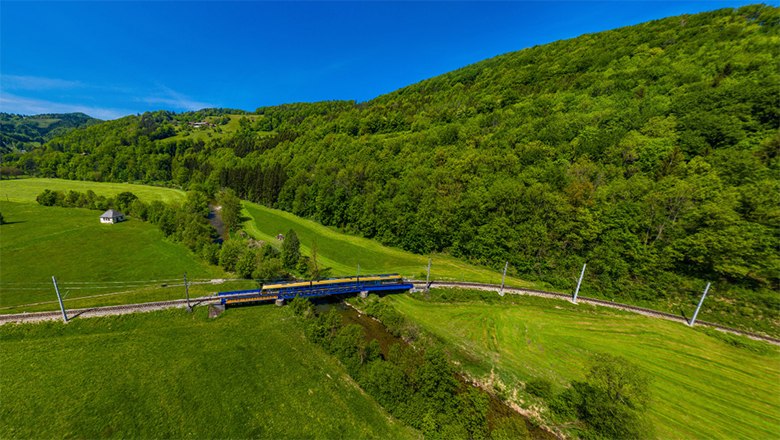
[0,179,252,314]
[242,201,548,289]
[384,291,780,440]
[0,306,417,439]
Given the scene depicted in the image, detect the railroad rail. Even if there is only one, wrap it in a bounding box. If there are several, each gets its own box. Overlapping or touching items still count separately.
[0,296,220,325]
[411,280,780,346]
[2,280,778,347]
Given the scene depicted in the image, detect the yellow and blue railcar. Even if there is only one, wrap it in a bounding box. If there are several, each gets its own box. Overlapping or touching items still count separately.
[217,273,411,306]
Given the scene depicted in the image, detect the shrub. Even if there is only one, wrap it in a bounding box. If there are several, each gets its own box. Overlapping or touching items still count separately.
[552,354,654,439]
[526,377,554,399]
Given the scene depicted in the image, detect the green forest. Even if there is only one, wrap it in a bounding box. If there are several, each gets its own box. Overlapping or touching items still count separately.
[3,5,778,333]
[0,112,99,153]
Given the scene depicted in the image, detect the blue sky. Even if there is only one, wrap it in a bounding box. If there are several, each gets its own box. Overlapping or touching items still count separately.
[0,1,768,119]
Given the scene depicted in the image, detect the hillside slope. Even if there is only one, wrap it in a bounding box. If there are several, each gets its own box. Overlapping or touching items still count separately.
[5,5,779,333]
[0,112,100,153]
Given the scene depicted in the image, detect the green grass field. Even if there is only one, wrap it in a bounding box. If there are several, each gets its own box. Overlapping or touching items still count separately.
[0,177,186,204]
[242,201,547,289]
[0,201,237,312]
[0,178,243,313]
[385,291,780,440]
[0,306,417,439]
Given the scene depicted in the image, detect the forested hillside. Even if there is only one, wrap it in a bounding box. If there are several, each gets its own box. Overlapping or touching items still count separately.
[4,5,778,333]
[0,112,99,153]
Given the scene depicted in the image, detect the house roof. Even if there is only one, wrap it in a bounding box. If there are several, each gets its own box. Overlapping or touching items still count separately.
[100,209,124,219]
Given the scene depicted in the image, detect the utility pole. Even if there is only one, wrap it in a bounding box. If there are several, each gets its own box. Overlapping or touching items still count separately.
[425,258,432,295]
[689,282,711,327]
[184,273,191,311]
[573,263,586,304]
[499,261,508,296]
[52,276,68,323]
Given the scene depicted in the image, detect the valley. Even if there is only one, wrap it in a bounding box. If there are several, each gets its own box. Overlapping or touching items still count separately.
[1,4,778,439]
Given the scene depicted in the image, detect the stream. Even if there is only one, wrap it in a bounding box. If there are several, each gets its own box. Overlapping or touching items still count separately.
[314,298,557,440]
[208,203,227,242]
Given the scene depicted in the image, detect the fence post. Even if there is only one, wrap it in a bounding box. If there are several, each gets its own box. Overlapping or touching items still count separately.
[573,263,586,304]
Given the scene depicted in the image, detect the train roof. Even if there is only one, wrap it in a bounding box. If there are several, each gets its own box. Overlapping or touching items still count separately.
[261,273,401,287]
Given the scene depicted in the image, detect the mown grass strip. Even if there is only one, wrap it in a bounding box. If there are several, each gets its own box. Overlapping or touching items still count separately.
[387,292,780,440]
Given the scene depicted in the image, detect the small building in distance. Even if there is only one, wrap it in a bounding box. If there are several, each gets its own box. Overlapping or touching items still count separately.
[100,209,125,224]
[276,233,285,241]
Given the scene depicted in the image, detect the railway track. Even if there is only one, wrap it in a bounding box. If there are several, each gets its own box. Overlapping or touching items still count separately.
[2,280,778,346]
[411,280,780,346]
[0,296,220,325]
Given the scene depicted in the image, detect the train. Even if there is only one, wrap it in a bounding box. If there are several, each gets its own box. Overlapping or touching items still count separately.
[217,273,413,306]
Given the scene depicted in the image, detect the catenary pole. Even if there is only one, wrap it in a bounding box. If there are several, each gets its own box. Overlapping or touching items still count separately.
[425,258,432,294]
[52,276,68,323]
[689,282,711,327]
[184,273,191,310]
[499,261,508,296]
[573,263,586,304]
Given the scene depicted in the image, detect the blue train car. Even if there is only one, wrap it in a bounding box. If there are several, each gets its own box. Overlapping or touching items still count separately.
[217,274,412,306]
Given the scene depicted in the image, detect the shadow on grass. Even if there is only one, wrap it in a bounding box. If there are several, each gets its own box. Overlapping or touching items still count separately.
[679,308,691,325]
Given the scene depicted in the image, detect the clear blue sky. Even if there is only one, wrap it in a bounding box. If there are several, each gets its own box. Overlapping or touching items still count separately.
[0,1,768,119]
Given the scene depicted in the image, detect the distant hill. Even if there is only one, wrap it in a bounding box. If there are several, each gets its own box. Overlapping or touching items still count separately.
[0,112,100,152]
[4,5,779,333]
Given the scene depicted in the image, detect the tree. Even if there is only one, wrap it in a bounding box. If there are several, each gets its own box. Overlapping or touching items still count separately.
[281,229,301,270]
[553,353,653,439]
[115,191,138,212]
[235,247,258,279]
[219,239,246,273]
[306,240,328,280]
[183,191,210,218]
[36,189,58,206]
[217,188,242,233]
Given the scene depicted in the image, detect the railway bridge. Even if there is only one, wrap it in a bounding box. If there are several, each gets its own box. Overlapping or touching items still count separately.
[216,274,414,307]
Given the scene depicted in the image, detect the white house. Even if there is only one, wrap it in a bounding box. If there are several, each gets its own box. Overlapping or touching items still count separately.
[100,209,125,224]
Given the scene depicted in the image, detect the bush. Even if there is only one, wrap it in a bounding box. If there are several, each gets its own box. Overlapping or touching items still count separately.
[36,189,58,206]
[526,377,554,399]
[553,354,654,439]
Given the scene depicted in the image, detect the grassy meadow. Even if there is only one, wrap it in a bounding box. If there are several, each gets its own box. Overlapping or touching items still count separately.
[0,306,417,439]
[0,177,186,204]
[0,179,250,313]
[242,201,547,289]
[168,114,263,143]
[386,291,780,440]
